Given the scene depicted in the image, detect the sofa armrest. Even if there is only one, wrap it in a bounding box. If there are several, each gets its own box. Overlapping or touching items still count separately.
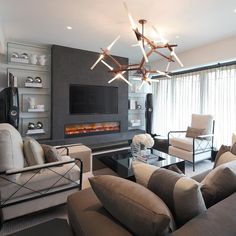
[4,158,77,175]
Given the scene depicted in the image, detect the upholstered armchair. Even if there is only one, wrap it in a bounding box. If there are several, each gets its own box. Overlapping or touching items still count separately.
[0,123,82,225]
[168,114,214,171]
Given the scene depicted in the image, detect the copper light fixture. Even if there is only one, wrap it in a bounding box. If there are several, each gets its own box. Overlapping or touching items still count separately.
[91,2,184,88]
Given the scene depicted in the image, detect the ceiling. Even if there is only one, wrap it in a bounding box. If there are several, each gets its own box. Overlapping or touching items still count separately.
[0,0,236,62]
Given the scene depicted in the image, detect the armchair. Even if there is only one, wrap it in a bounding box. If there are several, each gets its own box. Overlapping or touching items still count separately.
[0,123,82,225]
[168,114,214,171]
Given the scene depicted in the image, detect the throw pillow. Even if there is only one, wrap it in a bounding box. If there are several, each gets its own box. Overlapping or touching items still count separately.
[41,144,62,163]
[132,160,159,187]
[132,163,206,226]
[201,160,236,208]
[214,151,236,168]
[213,145,231,168]
[186,126,206,138]
[23,137,45,166]
[231,142,236,155]
[147,168,206,226]
[89,175,175,236]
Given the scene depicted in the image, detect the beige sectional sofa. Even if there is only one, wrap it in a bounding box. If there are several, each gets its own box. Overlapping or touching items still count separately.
[0,123,82,223]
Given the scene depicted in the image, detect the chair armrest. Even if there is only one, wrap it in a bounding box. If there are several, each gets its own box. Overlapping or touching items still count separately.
[168,131,187,134]
[168,131,187,144]
[4,159,76,175]
[196,134,214,139]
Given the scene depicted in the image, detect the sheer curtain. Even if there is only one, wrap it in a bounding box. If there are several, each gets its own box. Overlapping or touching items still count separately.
[152,64,236,148]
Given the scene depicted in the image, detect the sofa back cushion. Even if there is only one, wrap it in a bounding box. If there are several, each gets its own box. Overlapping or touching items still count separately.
[23,137,45,166]
[89,175,175,236]
[191,114,213,134]
[201,160,236,208]
[0,123,24,172]
[147,168,206,226]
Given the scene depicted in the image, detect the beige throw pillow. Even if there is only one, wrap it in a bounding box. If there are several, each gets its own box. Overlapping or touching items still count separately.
[89,175,175,236]
[186,126,206,138]
[214,151,236,168]
[201,161,236,208]
[23,137,45,166]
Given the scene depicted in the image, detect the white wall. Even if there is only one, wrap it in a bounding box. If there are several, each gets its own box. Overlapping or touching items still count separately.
[151,34,236,72]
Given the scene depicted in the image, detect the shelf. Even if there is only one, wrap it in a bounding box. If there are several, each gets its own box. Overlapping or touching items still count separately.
[26,129,45,135]
[27,108,46,113]
[25,82,43,88]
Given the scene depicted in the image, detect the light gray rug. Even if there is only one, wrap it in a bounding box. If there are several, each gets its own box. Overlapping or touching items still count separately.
[0,160,213,236]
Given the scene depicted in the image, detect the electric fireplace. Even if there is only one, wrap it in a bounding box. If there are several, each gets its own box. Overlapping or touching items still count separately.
[65,121,120,138]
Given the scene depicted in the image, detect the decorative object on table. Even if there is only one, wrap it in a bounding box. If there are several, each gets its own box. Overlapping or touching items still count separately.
[90,2,183,88]
[39,55,47,65]
[30,54,38,64]
[131,133,154,159]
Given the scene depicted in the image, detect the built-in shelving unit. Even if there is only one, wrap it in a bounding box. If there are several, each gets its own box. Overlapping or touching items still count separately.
[7,42,51,140]
[128,76,152,131]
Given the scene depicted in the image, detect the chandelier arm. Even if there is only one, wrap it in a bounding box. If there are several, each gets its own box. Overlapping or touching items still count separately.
[102,51,122,68]
[153,50,175,62]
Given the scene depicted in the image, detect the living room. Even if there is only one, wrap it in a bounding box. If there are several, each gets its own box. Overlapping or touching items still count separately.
[0,0,236,235]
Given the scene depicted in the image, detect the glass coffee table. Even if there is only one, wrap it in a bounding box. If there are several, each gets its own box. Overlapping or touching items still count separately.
[93,148,185,179]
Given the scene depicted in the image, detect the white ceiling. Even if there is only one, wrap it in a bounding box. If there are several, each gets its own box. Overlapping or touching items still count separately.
[0,0,236,62]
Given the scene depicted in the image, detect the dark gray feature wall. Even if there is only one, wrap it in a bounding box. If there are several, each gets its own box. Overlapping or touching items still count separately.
[51,45,128,142]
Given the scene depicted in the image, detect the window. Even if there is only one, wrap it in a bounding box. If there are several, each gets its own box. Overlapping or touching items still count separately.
[152,64,236,147]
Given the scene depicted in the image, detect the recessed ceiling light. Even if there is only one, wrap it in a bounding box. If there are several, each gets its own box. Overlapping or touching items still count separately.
[66,26,72,30]
[234,8,236,13]
[175,35,180,39]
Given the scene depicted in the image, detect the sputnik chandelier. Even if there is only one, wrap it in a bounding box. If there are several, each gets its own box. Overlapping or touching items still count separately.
[91,2,184,89]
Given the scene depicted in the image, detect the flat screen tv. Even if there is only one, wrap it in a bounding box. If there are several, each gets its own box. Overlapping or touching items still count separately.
[69,84,118,114]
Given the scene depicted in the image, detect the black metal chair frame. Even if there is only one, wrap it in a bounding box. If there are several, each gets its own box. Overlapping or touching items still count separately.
[0,146,83,212]
[168,121,215,171]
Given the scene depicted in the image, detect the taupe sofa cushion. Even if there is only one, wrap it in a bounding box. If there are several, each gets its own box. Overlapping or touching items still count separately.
[171,193,236,236]
[148,168,206,226]
[133,163,206,226]
[68,188,133,236]
[89,175,175,236]
[201,160,236,207]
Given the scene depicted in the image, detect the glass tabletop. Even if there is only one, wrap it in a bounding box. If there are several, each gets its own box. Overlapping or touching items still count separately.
[107,148,185,178]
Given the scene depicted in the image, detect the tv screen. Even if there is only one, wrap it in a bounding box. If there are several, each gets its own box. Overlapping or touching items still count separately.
[69,84,118,114]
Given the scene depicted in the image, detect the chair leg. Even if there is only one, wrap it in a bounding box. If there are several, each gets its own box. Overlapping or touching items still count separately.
[193,162,195,172]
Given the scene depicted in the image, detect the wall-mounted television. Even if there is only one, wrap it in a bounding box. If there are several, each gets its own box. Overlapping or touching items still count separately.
[69,84,118,114]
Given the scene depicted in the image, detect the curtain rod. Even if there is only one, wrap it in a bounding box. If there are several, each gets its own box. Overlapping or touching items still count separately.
[153,60,236,79]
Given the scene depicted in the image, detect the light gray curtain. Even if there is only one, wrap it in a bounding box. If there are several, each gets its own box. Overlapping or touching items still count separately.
[152,64,236,148]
